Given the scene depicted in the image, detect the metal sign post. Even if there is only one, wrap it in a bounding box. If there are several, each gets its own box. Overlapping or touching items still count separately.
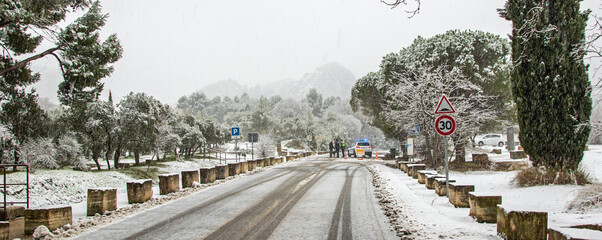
[435,95,456,198]
[444,135,449,198]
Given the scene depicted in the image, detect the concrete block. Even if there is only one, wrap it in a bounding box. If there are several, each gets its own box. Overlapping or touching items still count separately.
[247,160,256,171]
[200,167,216,184]
[0,206,25,221]
[216,165,229,179]
[492,149,502,154]
[497,205,547,240]
[228,163,240,176]
[407,164,426,178]
[87,188,117,216]
[449,183,475,208]
[24,205,72,235]
[9,217,24,239]
[426,175,446,189]
[256,158,264,168]
[417,170,438,184]
[0,221,8,240]
[126,179,153,204]
[548,227,602,240]
[510,150,527,159]
[181,170,200,188]
[469,192,501,223]
[398,161,410,173]
[472,154,489,165]
[159,174,180,195]
[239,161,248,173]
[435,178,456,196]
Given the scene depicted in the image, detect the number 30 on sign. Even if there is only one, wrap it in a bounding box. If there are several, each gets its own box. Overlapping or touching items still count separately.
[435,115,456,136]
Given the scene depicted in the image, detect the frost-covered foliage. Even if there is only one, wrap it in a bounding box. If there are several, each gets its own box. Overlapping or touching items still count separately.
[20,138,58,169]
[19,133,83,170]
[351,30,511,165]
[256,134,276,158]
[501,0,591,170]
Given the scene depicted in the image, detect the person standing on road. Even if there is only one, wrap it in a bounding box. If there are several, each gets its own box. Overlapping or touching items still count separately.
[329,140,334,158]
[340,140,346,158]
[335,140,340,158]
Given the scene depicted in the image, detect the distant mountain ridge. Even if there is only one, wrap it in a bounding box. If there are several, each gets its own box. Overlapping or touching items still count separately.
[198,62,356,99]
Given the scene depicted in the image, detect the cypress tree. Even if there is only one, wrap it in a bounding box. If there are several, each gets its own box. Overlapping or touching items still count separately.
[501,0,591,170]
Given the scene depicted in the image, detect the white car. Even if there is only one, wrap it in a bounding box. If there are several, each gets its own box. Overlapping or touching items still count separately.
[474,134,505,147]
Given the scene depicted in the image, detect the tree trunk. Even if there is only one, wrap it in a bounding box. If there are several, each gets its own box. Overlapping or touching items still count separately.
[453,135,466,163]
[134,151,140,165]
[113,142,121,169]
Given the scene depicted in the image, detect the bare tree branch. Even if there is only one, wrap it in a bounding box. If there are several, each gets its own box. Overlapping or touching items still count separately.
[0,47,61,76]
[380,0,421,18]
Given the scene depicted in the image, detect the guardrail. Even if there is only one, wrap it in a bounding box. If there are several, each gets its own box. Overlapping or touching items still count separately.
[206,148,246,164]
[0,164,29,220]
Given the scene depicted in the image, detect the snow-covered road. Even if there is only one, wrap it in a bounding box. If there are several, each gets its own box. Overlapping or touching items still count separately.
[74,156,396,240]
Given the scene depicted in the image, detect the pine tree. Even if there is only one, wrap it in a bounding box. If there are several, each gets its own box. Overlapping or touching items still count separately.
[501,0,591,170]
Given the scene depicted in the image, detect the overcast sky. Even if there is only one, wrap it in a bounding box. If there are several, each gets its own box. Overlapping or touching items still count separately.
[30,0,600,104]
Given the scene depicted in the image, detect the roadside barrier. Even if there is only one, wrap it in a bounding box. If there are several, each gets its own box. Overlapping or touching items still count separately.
[497,205,547,239]
[126,179,153,204]
[87,188,117,216]
[159,174,180,195]
[468,192,501,223]
[24,206,71,235]
[181,170,200,188]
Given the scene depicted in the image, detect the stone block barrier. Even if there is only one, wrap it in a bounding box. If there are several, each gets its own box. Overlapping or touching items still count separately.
[126,179,153,204]
[426,175,446,189]
[468,192,501,223]
[497,205,547,240]
[510,150,527,159]
[240,161,248,173]
[408,164,426,179]
[216,165,229,179]
[449,183,475,208]
[548,227,602,240]
[276,157,284,164]
[0,206,24,239]
[256,158,264,168]
[181,170,200,188]
[200,167,216,183]
[398,161,410,173]
[87,188,117,216]
[159,174,180,195]
[24,206,72,235]
[472,154,489,165]
[417,170,439,184]
[492,149,502,154]
[247,160,256,171]
[435,178,456,196]
[228,163,240,176]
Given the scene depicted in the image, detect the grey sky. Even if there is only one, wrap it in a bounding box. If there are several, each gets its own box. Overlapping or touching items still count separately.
[30,0,599,104]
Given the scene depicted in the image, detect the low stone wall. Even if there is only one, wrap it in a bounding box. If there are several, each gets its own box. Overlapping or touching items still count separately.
[25,206,72,235]
[228,163,241,176]
[159,174,180,195]
[256,158,264,168]
[181,170,200,188]
[426,175,446,189]
[0,206,24,239]
[408,164,426,179]
[468,192,501,223]
[240,161,249,173]
[472,154,489,166]
[497,205,548,240]
[248,160,256,171]
[200,167,216,184]
[510,150,527,159]
[216,165,229,179]
[449,183,475,208]
[87,188,117,216]
[417,170,438,184]
[399,161,410,173]
[127,179,153,204]
[435,179,456,196]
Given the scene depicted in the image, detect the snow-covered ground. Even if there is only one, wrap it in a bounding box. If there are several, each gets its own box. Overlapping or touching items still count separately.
[367,145,602,239]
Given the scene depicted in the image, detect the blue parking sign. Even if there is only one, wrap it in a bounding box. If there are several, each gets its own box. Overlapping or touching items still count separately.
[231,127,240,136]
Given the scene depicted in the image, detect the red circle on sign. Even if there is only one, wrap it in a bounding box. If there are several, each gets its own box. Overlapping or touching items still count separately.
[435,115,456,136]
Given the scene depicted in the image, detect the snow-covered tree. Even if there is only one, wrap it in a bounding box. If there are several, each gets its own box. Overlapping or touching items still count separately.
[116,92,167,165]
[501,0,591,170]
[84,100,116,170]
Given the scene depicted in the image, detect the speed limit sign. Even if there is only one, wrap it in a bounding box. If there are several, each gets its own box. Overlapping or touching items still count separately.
[435,115,456,136]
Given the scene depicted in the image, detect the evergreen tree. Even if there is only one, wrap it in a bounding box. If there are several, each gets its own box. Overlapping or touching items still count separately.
[501,0,591,170]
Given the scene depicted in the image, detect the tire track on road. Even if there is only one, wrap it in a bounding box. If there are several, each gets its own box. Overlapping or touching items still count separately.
[328,166,360,240]
[202,161,333,240]
[123,169,295,240]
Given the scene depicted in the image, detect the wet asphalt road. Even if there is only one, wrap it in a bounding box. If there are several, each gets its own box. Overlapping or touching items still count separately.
[75,156,396,240]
